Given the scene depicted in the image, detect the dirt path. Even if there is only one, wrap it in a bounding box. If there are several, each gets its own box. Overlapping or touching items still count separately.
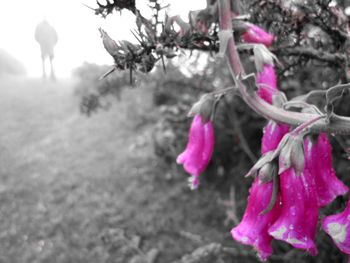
[0,77,233,263]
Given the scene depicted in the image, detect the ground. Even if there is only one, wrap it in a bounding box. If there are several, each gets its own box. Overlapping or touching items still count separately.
[0,76,240,263]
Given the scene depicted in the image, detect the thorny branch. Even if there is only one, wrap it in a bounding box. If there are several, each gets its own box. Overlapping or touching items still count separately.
[93,0,350,135]
[273,46,346,65]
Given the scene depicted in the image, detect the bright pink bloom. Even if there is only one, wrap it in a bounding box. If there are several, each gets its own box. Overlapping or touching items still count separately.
[322,197,350,258]
[258,64,289,154]
[257,65,277,104]
[305,134,348,207]
[231,35,287,259]
[261,121,290,154]
[232,119,287,260]
[231,178,280,260]
[268,168,318,256]
[242,24,275,47]
[177,115,214,189]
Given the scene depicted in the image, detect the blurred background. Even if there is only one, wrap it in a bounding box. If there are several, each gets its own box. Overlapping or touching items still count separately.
[0,0,205,77]
[1,0,350,262]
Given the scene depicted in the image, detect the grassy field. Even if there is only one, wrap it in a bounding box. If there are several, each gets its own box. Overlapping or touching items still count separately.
[0,76,235,263]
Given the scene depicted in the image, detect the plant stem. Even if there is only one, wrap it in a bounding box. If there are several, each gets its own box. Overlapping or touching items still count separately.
[292,115,326,135]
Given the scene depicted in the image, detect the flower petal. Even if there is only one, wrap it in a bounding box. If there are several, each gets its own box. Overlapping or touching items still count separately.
[231,178,280,261]
[305,133,348,207]
[322,197,350,256]
[242,24,275,47]
[268,169,318,255]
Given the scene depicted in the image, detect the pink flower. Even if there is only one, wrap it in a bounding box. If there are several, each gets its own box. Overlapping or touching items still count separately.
[177,115,214,189]
[261,121,290,154]
[242,23,275,47]
[231,178,280,260]
[231,37,287,259]
[258,65,289,154]
[305,134,348,207]
[257,64,278,104]
[231,116,287,260]
[268,168,318,256]
[322,197,350,258]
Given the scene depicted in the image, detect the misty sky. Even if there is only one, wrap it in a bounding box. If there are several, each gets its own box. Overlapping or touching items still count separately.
[0,0,205,77]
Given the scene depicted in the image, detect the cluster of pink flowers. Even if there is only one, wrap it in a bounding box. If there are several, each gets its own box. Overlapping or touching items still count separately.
[177,23,350,261]
[231,23,349,261]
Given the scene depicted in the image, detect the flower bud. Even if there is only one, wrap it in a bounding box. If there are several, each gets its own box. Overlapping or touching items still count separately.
[242,23,275,47]
[99,28,120,57]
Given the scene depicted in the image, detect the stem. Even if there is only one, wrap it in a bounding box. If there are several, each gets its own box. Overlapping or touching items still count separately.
[292,115,326,135]
[218,0,350,135]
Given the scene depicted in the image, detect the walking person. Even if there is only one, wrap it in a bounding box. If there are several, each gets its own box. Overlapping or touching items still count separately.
[35,19,58,81]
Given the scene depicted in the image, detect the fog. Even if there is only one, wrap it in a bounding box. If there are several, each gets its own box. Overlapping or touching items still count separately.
[0,0,205,77]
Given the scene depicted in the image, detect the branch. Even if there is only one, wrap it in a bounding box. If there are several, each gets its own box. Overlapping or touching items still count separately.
[273,46,346,65]
[218,0,350,135]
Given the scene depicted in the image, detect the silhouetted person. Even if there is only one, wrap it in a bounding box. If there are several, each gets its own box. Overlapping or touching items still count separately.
[35,20,58,81]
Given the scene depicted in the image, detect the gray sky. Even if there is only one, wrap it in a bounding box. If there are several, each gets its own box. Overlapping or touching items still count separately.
[0,0,205,77]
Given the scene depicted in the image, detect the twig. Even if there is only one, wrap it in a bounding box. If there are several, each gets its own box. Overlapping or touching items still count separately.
[273,46,346,65]
[224,97,257,163]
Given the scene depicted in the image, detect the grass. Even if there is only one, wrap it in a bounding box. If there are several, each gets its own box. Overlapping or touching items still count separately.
[0,76,231,263]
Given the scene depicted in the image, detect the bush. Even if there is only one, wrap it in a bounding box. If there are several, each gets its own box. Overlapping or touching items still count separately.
[0,49,26,76]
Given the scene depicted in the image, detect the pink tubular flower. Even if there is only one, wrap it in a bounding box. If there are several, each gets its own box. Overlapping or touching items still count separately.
[305,133,348,207]
[261,121,290,154]
[242,23,275,47]
[176,114,214,189]
[232,30,286,259]
[268,168,318,256]
[258,64,290,154]
[231,178,280,260]
[231,114,287,260]
[322,197,350,258]
[257,64,277,104]
[232,118,287,260]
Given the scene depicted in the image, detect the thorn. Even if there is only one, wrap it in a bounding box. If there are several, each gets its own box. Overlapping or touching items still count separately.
[82,3,96,11]
[130,30,143,44]
[99,67,116,80]
[161,55,166,73]
[96,0,103,8]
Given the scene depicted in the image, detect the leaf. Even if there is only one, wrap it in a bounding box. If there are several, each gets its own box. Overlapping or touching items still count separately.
[99,28,120,57]
[245,151,276,178]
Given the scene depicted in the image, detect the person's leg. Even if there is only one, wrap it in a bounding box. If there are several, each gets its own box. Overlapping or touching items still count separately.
[42,55,47,80]
[49,56,56,81]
